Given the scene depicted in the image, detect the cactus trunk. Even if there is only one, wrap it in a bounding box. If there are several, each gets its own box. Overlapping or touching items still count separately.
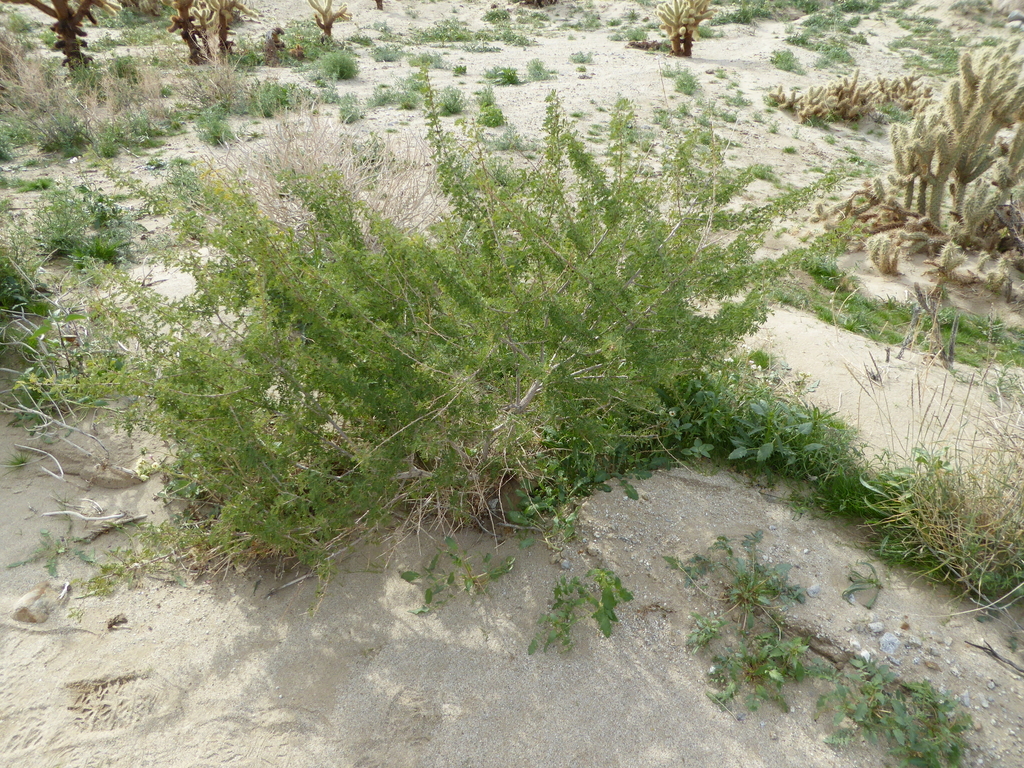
[670,33,681,56]
[682,29,693,57]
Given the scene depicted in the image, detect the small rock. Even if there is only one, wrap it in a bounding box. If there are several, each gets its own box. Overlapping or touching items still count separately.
[12,582,58,624]
[880,633,901,655]
[988,680,997,690]
[1010,10,1024,21]
[868,621,885,635]
[961,692,971,707]
[1009,19,1024,29]
[560,559,572,570]
[585,544,600,557]
[806,584,822,598]
[858,649,874,662]
[906,635,923,649]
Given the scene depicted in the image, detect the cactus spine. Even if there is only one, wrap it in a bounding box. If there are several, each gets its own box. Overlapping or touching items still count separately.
[657,0,712,58]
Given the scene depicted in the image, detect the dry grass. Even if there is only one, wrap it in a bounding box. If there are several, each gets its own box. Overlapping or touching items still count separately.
[219,115,445,233]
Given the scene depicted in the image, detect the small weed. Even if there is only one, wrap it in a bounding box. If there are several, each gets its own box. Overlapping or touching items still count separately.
[401,537,514,613]
[665,65,700,95]
[819,658,971,766]
[195,107,235,146]
[842,561,882,608]
[526,58,555,82]
[452,64,467,75]
[482,7,510,23]
[319,50,359,80]
[371,44,404,62]
[485,66,521,85]
[529,568,633,653]
[782,146,797,154]
[771,48,806,74]
[407,51,446,69]
[7,530,94,577]
[436,86,465,116]
[570,51,593,64]
[337,93,362,123]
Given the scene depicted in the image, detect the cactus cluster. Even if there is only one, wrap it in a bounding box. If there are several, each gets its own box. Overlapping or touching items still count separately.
[768,70,932,123]
[165,0,254,63]
[656,0,712,58]
[825,44,1024,289]
[2,0,118,66]
[308,0,351,40]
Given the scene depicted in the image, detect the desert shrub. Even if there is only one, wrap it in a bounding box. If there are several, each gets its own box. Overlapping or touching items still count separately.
[37,112,92,157]
[0,222,44,312]
[88,92,831,569]
[318,50,359,80]
[94,111,165,157]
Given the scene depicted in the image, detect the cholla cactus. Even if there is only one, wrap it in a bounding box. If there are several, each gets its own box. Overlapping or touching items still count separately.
[308,0,351,40]
[166,0,206,63]
[768,71,932,123]
[657,0,712,58]
[194,0,256,54]
[1,0,119,66]
[889,44,1024,235]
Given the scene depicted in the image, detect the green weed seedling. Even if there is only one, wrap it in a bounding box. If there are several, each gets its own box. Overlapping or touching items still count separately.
[529,568,633,654]
[842,560,881,608]
[7,530,95,577]
[401,537,514,614]
[818,658,972,767]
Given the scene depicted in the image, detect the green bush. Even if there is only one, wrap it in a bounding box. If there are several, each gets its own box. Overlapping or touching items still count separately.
[319,50,359,80]
[338,93,362,123]
[371,44,404,62]
[90,93,829,568]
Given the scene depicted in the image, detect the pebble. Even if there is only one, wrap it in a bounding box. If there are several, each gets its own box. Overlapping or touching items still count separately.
[11,582,58,624]
[879,633,900,654]
[806,584,821,598]
[560,559,572,570]
[868,621,885,635]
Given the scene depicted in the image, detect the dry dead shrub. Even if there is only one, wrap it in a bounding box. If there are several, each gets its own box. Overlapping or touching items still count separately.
[176,58,249,111]
[219,115,444,233]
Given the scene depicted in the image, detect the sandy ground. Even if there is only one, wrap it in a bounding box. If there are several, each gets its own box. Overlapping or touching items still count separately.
[3,0,1024,766]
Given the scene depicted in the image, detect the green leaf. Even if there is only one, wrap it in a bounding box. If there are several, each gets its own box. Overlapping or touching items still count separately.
[728,447,749,460]
[400,571,420,582]
[756,441,775,462]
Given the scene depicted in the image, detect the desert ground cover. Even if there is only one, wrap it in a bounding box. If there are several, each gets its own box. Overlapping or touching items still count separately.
[2,0,1024,765]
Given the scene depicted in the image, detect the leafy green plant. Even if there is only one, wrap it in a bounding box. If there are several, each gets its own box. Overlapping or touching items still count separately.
[569,51,593,64]
[406,51,446,69]
[37,112,92,157]
[401,537,514,613]
[477,104,505,127]
[529,568,633,653]
[33,184,135,265]
[818,658,971,767]
[664,65,700,95]
[371,43,404,62]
